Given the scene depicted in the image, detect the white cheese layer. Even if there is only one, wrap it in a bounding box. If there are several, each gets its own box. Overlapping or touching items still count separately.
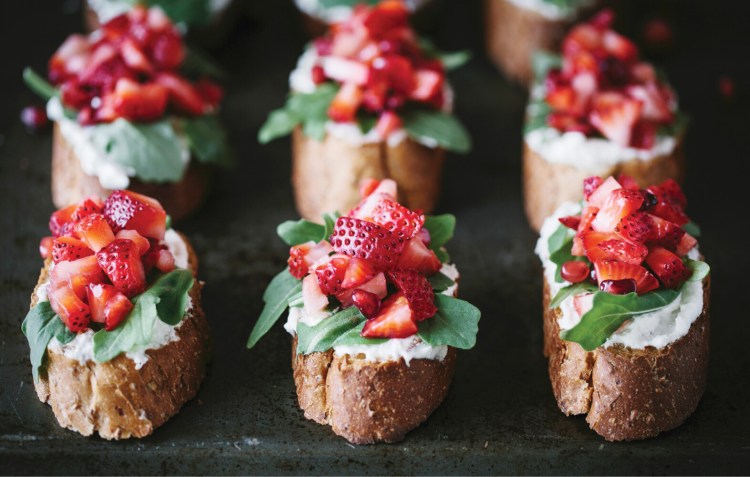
[43,229,192,370]
[535,202,704,350]
[284,263,458,365]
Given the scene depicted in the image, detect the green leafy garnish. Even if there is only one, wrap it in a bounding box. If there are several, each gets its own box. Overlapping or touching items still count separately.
[330,321,388,347]
[318,0,379,7]
[401,109,472,153]
[259,84,339,143]
[424,214,456,263]
[561,289,680,351]
[686,259,710,282]
[683,221,702,237]
[417,295,481,349]
[181,115,234,167]
[23,68,57,101]
[296,307,367,354]
[247,270,302,349]
[22,302,75,382]
[547,224,579,283]
[92,270,194,362]
[428,272,455,293]
[549,282,597,309]
[418,38,472,71]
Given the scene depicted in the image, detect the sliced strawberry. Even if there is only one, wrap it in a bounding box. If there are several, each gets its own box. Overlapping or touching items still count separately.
[559,215,581,230]
[583,232,648,265]
[103,190,167,239]
[361,0,409,36]
[361,292,417,339]
[371,199,424,240]
[586,176,622,208]
[115,229,150,255]
[49,204,77,237]
[644,183,689,226]
[97,239,147,297]
[656,178,687,208]
[546,86,576,112]
[72,198,104,221]
[563,24,602,58]
[49,286,91,333]
[649,214,686,251]
[39,236,54,259]
[289,242,314,279]
[600,278,637,295]
[303,274,329,317]
[387,270,437,320]
[314,255,349,295]
[373,54,415,94]
[589,92,642,147]
[396,238,441,275]
[51,255,105,300]
[626,82,673,123]
[87,283,120,323]
[594,260,659,294]
[341,257,378,289]
[602,30,638,62]
[350,179,398,218]
[155,72,207,116]
[155,249,176,272]
[111,78,169,122]
[615,211,654,244]
[103,292,134,331]
[617,175,640,190]
[359,178,381,199]
[410,69,442,101]
[52,236,94,263]
[330,217,405,270]
[120,38,152,73]
[328,82,363,123]
[582,176,603,200]
[321,57,370,86]
[351,289,381,318]
[572,205,599,257]
[675,233,698,257]
[149,30,184,70]
[644,246,691,289]
[80,51,134,92]
[375,111,402,139]
[336,272,387,306]
[74,213,115,252]
[573,293,594,317]
[591,188,645,232]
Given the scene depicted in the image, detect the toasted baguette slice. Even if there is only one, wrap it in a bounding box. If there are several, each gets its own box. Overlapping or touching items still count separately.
[30,233,210,440]
[484,0,598,85]
[291,336,456,444]
[542,278,710,441]
[52,122,212,221]
[523,138,685,232]
[292,128,444,222]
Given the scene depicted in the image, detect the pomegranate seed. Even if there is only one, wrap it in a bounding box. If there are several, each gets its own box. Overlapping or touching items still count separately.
[600,278,637,295]
[352,289,381,318]
[561,260,590,283]
[20,105,49,133]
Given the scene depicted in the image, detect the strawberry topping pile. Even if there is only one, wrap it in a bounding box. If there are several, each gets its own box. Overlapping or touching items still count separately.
[48,6,222,125]
[557,175,696,314]
[309,1,447,138]
[543,10,676,149]
[288,179,444,339]
[39,191,177,333]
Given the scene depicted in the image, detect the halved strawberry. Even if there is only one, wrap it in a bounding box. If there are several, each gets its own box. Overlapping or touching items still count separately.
[49,286,91,333]
[314,255,349,295]
[591,188,645,232]
[594,260,659,294]
[410,69,442,101]
[396,238,441,275]
[72,198,104,221]
[645,246,691,289]
[97,238,147,297]
[330,217,405,270]
[74,213,115,252]
[586,176,622,208]
[675,233,698,257]
[103,190,167,239]
[51,255,106,299]
[351,289,381,318]
[361,292,417,339]
[114,229,150,255]
[582,232,648,265]
[590,92,642,147]
[155,72,207,116]
[328,82,363,122]
[371,198,424,240]
[615,211,654,244]
[49,204,77,237]
[103,293,134,331]
[387,270,437,320]
[111,78,169,122]
[52,236,94,263]
[87,283,119,323]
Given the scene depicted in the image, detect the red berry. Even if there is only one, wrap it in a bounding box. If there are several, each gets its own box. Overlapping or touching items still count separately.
[330,217,406,271]
[583,231,648,265]
[72,198,104,221]
[52,236,94,263]
[583,176,603,200]
[351,289,381,318]
[396,238,441,275]
[561,260,590,283]
[599,278,637,295]
[73,213,115,252]
[559,215,581,230]
[361,292,417,339]
[594,260,659,294]
[315,256,349,295]
[103,190,167,239]
[49,286,91,333]
[20,105,49,133]
[387,270,437,321]
[96,238,147,297]
[644,246,691,289]
[370,198,424,240]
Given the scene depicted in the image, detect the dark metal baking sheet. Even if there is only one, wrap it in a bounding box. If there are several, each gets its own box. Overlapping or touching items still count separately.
[2,0,749,474]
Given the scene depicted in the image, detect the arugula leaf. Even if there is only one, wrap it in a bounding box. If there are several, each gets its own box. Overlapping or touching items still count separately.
[151,270,195,325]
[549,282,597,309]
[88,119,188,182]
[322,213,337,240]
[296,307,366,354]
[247,270,302,349]
[418,295,480,349]
[331,321,387,347]
[319,0,379,7]
[146,0,210,27]
[401,108,472,153]
[23,67,57,101]
[547,223,579,283]
[561,289,680,351]
[22,302,75,382]
[259,84,339,143]
[531,51,562,82]
[277,219,326,246]
[259,109,299,144]
[356,112,378,134]
[683,221,702,237]
[181,115,233,167]
[424,214,456,250]
[428,272,455,293]
[417,39,471,71]
[686,258,710,282]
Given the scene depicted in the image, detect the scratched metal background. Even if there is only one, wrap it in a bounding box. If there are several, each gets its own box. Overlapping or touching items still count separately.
[1,0,749,474]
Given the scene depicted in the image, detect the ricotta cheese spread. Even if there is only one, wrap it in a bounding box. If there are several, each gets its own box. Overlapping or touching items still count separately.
[535,201,704,350]
[284,263,458,365]
[43,229,192,369]
[288,47,452,148]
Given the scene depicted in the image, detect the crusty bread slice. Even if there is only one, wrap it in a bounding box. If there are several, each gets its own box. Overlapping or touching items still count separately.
[30,233,211,440]
[52,122,212,221]
[291,128,444,222]
[291,336,456,444]
[542,278,710,441]
[522,138,685,232]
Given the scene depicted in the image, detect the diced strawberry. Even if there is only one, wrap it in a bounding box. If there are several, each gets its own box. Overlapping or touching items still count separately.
[591,188,645,232]
[315,255,349,295]
[361,0,409,36]
[644,246,691,289]
[49,204,77,237]
[387,270,437,320]
[321,57,370,86]
[74,213,115,252]
[349,180,398,220]
[351,289,381,318]
[586,176,622,208]
[303,274,329,317]
[645,183,689,225]
[615,211,654,244]
[103,190,167,239]
[289,242,314,279]
[583,232,648,265]
[626,82,673,123]
[149,30,184,70]
[589,92,642,147]
[602,30,638,62]
[594,260,659,294]
[60,80,92,110]
[340,257,378,289]
[675,233,698,257]
[120,38,152,73]
[563,24,602,58]
[570,72,597,112]
[52,236,94,263]
[547,112,594,134]
[630,62,657,83]
[582,176,603,200]
[396,238,441,275]
[362,80,388,111]
[194,78,224,107]
[51,255,105,299]
[146,6,170,30]
[80,47,134,91]
[330,217,405,270]
[361,292,417,339]
[155,72,207,116]
[111,78,169,122]
[103,293,134,331]
[359,178,381,199]
[559,215,581,230]
[155,249,175,272]
[114,229,150,255]
[546,86,576,111]
[72,198,104,221]
[410,69,442,101]
[617,175,640,190]
[572,205,599,256]
[86,283,119,323]
[49,34,91,82]
[328,82,363,123]
[97,239,147,297]
[336,272,387,306]
[371,198,424,239]
[573,293,594,317]
[656,178,687,208]
[40,236,54,259]
[375,111,402,139]
[49,286,91,333]
[589,9,615,30]
[649,214,686,251]
[374,54,415,94]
